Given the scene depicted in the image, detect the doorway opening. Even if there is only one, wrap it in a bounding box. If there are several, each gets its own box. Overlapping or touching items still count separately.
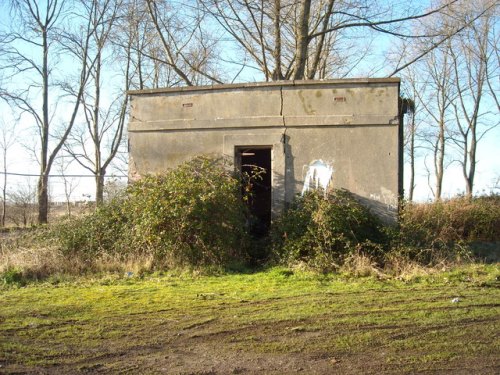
[236,147,272,236]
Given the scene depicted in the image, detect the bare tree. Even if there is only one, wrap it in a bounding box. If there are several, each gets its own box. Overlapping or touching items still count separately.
[199,0,357,80]
[55,155,79,217]
[409,36,456,200]
[491,175,500,194]
[448,0,499,196]
[62,0,130,205]
[61,0,207,202]
[387,0,498,200]
[0,0,100,223]
[0,119,17,227]
[109,0,172,90]
[119,0,156,89]
[144,0,223,86]
[103,176,126,202]
[198,0,464,81]
[8,178,37,227]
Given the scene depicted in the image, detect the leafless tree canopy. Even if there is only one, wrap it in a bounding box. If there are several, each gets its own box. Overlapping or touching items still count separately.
[394,0,498,199]
[0,0,498,217]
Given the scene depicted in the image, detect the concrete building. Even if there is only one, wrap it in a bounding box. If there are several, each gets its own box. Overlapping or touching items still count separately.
[128,79,403,226]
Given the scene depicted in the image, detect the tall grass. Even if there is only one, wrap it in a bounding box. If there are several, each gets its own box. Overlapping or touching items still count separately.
[0,228,157,285]
[394,195,500,264]
[402,195,500,242]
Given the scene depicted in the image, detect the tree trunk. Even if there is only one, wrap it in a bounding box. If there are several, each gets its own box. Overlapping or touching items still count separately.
[1,193,5,227]
[94,47,103,206]
[408,113,416,201]
[39,26,50,224]
[96,172,105,205]
[1,144,6,227]
[435,119,445,200]
[307,0,334,79]
[293,0,311,80]
[466,129,477,196]
[37,173,49,224]
[272,0,283,80]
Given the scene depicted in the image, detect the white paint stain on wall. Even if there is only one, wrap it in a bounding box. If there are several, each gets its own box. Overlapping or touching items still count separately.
[370,186,398,209]
[302,160,334,195]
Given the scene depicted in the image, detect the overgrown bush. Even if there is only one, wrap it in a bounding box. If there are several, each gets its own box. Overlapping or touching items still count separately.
[55,157,250,269]
[56,197,129,260]
[5,159,500,284]
[393,195,500,263]
[271,189,388,271]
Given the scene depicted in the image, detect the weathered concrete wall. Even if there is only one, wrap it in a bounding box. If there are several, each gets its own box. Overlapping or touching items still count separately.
[128,79,402,221]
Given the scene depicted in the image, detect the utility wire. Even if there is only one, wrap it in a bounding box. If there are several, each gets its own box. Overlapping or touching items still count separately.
[0,171,127,178]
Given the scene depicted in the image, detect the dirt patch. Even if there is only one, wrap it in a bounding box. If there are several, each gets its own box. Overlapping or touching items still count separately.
[1,270,499,374]
[3,307,499,374]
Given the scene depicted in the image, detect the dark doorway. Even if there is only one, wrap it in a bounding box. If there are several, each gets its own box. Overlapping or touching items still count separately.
[237,147,272,236]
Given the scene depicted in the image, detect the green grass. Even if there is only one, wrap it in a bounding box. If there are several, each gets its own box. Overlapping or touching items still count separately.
[0,264,499,373]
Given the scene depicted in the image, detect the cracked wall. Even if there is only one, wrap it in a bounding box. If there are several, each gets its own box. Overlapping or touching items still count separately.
[128,79,402,221]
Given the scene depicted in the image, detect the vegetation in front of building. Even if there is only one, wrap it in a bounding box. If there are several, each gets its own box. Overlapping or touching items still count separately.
[1,157,499,286]
[270,189,388,272]
[54,157,250,270]
[397,195,500,256]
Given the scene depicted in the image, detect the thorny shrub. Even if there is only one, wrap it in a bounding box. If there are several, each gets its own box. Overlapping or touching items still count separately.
[56,198,129,260]
[55,157,250,268]
[271,189,388,272]
[4,161,500,283]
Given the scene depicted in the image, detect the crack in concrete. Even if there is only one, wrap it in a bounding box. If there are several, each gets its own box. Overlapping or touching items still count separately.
[279,84,286,127]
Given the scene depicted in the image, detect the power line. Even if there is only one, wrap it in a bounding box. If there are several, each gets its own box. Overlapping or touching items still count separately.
[0,171,127,178]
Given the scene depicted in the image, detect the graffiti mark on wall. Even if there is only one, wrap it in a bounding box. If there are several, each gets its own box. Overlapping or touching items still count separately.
[302,160,334,195]
[370,187,397,210]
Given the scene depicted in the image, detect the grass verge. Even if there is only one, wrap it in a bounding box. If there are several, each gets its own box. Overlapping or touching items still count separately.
[1,264,499,374]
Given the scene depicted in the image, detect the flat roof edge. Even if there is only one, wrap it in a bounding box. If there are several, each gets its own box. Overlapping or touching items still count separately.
[127,78,401,96]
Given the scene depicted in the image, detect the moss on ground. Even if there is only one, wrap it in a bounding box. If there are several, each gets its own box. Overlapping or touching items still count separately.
[0,264,499,373]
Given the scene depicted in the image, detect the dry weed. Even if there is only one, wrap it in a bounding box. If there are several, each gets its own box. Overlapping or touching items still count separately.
[0,238,156,281]
[0,245,66,279]
[340,253,387,278]
[90,253,156,275]
[384,254,450,281]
